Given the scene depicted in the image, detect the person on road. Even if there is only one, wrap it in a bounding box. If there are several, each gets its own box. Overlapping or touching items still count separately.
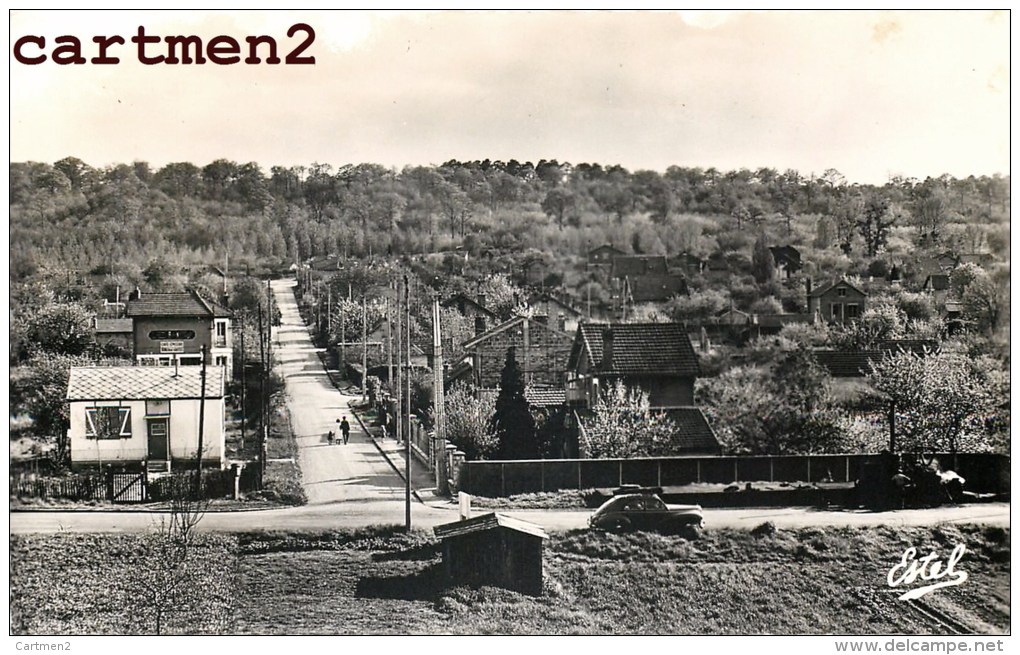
[338,416,351,445]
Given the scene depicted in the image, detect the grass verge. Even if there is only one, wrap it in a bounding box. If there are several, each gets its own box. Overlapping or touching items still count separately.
[10,524,1009,635]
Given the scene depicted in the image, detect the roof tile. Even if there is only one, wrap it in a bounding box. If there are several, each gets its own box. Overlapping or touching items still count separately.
[67,366,225,400]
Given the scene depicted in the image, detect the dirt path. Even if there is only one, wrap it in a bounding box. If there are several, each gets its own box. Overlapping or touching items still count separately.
[270,279,406,505]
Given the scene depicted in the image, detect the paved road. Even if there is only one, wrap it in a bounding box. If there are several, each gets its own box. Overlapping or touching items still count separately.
[271,278,407,505]
[10,503,1009,534]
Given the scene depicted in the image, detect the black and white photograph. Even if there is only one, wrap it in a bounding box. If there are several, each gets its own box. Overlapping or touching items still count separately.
[7,8,1011,646]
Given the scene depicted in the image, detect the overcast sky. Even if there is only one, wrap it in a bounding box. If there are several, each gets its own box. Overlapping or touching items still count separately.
[9,9,1010,185]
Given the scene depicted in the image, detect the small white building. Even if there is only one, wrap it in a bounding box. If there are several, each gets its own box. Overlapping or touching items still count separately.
[66,366,226,473]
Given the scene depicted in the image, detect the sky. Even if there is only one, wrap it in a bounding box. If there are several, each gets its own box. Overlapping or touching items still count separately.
[8,9,1011,185]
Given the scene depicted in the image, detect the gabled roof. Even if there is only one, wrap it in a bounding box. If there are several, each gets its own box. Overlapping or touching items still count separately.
[462,314,573,351]
[808,278,867,298]
[527,292,582,317]
[126,290,231,318]
[571,323,700,377]
[525,386,566,408]
[922,274,951,291]
[434,512,548,540]
[588,244,625,257]
[440,293,499,320]
[94,318,133,334]
[611,255,669,278]
[67,366,225,401]
[658,407,721,453]
[626,274,688,302]
[812,340,938,377]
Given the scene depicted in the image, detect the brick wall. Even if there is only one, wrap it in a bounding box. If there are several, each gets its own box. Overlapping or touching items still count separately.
[469,320,573,388]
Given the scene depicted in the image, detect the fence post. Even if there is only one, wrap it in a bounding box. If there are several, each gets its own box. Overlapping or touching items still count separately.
[770,457,774,483]
[501,463,505,497]
[541,461,545,492]
[733,458,738,482]
[807,457,812,483]
[657,461,661,488]
[577,460,582,491]
[845,456,850,483]
[697,459,701,483]
[618,460,623,486]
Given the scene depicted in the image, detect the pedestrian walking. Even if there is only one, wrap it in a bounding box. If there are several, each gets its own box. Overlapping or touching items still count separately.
[339,416,351,445]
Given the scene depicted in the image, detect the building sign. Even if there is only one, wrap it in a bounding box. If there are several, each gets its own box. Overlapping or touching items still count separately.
[160,341,185,353]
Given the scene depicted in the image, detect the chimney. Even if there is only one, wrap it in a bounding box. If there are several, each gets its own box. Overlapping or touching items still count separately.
[129,286,141,301]
[474,315,486,336]
[600,327,615,371]
[557,312,566,332]
[476,294,487,309]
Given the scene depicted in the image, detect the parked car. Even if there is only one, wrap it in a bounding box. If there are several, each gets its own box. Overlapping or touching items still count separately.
[588,492,704,536]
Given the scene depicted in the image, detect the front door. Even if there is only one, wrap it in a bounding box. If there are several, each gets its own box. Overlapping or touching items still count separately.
[147,419,169,460]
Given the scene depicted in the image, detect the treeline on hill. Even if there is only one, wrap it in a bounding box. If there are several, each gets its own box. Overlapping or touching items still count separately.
[9,157,1011,460]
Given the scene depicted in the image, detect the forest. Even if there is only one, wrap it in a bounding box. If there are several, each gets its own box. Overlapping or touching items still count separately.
[8,156,1011,461]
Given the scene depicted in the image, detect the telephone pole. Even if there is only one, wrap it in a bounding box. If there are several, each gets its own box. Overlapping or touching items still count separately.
[194,344,208,496]
[404,273,411,531]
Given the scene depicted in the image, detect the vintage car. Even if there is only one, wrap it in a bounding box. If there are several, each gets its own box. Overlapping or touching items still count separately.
[588,491,704,536]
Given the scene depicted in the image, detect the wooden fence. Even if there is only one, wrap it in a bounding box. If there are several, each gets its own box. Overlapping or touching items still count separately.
[458,452,1010,498]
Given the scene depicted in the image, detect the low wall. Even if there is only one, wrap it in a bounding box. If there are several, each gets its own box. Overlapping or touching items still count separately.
[458,453,1010,498]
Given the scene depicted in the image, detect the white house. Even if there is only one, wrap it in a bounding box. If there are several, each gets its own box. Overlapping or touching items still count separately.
[66,366,226,473]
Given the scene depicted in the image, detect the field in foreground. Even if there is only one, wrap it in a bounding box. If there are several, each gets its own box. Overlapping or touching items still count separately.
[10,524,1009,635]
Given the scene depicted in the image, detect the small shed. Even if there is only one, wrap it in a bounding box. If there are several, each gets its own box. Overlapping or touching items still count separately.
[433,512,549,596]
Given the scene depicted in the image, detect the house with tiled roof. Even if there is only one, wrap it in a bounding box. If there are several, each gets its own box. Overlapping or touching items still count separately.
[126,289,232,371]
[457,315,574,388]
[441,293,501,327]
[624,273,688,304]
[93,317,133,357]
[812,340,939,378]
[66,366,226,472]
[565,323,719,455]
[806,278,867,324]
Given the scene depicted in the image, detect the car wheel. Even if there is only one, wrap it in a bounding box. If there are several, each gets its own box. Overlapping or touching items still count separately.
[677,523,702,541]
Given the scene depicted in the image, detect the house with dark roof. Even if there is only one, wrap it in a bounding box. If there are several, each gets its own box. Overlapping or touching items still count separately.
[66,366,226,472]
[587,243,625,267]
[624,274,688,304]
[768,245,802,278]
[126,289,233,371]
[610,255,669,279]
[565,323,719,455]
[669,252,706,277]
[806,278,867,324]
[458,315,575,388]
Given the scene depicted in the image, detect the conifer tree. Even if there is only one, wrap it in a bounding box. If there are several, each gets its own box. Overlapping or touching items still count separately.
[490,346,538,459]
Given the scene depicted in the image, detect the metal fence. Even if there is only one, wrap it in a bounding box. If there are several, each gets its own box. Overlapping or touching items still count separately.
[458,452,1010,498]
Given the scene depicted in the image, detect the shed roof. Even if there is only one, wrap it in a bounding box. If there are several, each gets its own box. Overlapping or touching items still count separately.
[433,512,548,540]
[126,290,231,318]
[67,366,225,401]
[571,323,700,377]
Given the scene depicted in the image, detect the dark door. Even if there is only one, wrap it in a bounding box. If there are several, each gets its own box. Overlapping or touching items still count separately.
[147,419,169,460]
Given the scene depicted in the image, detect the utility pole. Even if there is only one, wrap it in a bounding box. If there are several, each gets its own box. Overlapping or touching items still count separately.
[404,273,411,531]
[240,315,246,450]
[386,289,393,435]
[195,344,208,496]
[395,277,403,445]
[361,294,368,403]
[258,304,267,486]
[432,298,448,495]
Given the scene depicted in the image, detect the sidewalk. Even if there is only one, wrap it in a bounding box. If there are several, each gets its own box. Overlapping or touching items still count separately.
[346,400,457,512]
